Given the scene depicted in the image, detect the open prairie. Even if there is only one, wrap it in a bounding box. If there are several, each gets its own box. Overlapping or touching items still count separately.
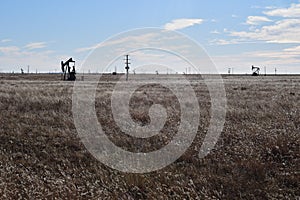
[0,73,299,199]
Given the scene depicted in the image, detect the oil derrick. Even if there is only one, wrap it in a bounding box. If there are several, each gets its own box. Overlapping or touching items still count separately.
[61,58,76,81]
[124,55,130,81]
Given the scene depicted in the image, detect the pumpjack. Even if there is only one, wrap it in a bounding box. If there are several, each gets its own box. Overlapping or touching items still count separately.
[252,65,260,76]
[61,58,76,81]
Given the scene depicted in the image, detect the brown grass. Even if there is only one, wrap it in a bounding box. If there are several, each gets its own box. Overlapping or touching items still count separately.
[0,74,299,199]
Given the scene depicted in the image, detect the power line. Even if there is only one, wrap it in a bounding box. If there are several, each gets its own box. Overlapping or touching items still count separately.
[124,55,130,81]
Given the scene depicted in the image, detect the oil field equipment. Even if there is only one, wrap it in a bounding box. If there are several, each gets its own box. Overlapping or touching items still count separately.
[124,55,130,81]
[61,58,76,81]
[252,65,260,76]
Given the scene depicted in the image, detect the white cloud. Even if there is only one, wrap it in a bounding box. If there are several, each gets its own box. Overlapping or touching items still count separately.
[230,19,300,44]
[0,46,20,54]
[284,45,300,52]
[24,42,47,50]
[210,30,221,34]
[210,39,239,45]
[0,43,63,72]
[251,5,263,9]
[75,44,98,53]
[253,50,300,59]
[265,6,278,10]
[164,18,203,31]
[75,32,159,53]
[212,49,300,74]
[210,38,264,45]
[209,2,300,74]
[264,3,300,17]
[0,50,59,72]
[216,2,300,45]
[1,39,12,43]
[75,29,218,74]
[246,16,272,25]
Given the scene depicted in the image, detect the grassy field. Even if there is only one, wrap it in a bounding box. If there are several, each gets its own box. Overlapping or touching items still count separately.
[0,73,299,199]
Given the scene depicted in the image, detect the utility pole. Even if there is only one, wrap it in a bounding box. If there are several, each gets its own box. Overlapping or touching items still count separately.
[275,68,277,75]
[124,55,130,81]
[27,65,30,74]
[264,66,267,76]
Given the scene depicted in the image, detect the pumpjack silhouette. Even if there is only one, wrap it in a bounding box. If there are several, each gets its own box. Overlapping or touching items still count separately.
[61,58,76,81]
[252,65,260,76]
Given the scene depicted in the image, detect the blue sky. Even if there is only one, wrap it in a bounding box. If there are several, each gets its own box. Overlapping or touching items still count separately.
[0,0,300,74]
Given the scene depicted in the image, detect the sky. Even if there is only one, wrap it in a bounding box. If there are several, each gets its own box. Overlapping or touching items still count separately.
[0,0,300,74]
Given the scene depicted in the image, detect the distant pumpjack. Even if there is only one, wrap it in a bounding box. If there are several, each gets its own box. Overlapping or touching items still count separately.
[251,65,260,76]
[61,58,76,81]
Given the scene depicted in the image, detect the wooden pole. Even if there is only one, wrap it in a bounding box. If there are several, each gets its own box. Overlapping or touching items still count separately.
[125,55,130,81]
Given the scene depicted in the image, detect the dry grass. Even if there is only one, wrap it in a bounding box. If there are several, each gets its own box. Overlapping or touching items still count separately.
[0,73,299,199]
